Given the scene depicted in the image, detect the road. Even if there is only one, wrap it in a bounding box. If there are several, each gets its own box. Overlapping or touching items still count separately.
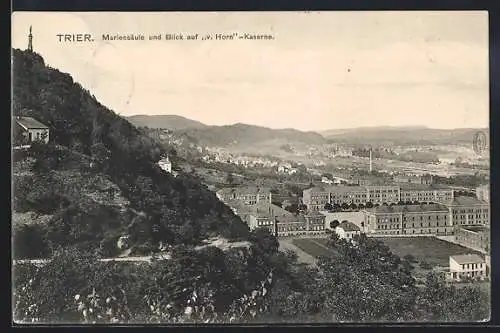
[13,254,172,267]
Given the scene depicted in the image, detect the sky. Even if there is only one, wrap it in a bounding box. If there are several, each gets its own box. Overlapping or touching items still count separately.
[11,11,489,131]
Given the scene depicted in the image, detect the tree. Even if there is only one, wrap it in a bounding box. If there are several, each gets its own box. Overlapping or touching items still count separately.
[330,220,340,230]
[284,204,299,214]
[341,203,349,211]
[403,254,417,263]
[13,224,51,259]
[324,203,333,211]
[419,260,433,270]
[365,202,373,209]
[226,173,235,185]
[349,203,358,210]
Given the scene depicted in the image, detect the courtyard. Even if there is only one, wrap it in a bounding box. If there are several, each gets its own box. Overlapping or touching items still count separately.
[378,236,483,267]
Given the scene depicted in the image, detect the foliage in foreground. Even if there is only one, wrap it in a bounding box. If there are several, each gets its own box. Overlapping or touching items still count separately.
[13,233,490,324]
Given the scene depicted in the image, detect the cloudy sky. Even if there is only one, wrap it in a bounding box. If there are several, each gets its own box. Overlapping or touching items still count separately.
[12,11,488,131]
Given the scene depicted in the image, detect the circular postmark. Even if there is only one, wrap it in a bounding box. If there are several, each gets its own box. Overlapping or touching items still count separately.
[472,130,488,156]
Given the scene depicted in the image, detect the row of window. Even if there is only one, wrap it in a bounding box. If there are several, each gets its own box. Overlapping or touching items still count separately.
[453,214,488,219]
[377,221,450,228]
[453,209,489,214]
[377,215,448,223]
[461,263,484,270]
[375,228,452,235]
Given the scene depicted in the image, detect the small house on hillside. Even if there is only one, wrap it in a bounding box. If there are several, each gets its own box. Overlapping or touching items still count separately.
[447,253,487,281]
[335,221,361,241]
[14,116,50,144]
[158,156,172,173]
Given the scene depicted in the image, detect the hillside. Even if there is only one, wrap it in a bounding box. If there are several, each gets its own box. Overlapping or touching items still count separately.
[127,114,207,130]
[321,126,486,146]
[178,123,328,148]
[11,48,249,259]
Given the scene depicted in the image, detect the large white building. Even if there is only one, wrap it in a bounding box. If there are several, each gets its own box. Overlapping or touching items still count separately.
[302,184,454,211]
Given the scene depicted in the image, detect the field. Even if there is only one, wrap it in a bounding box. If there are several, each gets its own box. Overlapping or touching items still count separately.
[378,236,482,267]
[290,238,338,259]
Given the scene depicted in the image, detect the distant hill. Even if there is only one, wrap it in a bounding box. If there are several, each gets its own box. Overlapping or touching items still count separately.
[320,126,487,146]
[178,123,328,148]
[127,114,207,130]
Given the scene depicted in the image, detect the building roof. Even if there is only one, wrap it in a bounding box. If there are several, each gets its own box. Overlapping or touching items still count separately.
[364,203,448,214]
[450,254,484,264]
[303,186,329,193]
[329,185,367,193]
[365,185,400,190]
[15,116,49,130]
[398,183,452,191]
[306,210,327,217]
[443,196,489,207]
[337,221,360,232]
[460,225,490,233]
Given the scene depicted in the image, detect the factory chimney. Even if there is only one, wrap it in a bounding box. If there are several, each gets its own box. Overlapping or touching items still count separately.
[369,148,373,173]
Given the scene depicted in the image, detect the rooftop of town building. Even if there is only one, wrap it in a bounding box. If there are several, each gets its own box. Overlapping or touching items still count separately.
[364,203,449,214]
[450,253,484,265]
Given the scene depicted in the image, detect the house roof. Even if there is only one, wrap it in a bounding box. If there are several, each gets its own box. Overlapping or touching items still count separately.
[450,254,484,265]
[15,116,49,130]
[364,203,448,214]
[305,210,326,217]
[443,196,489,207]
[253,201,291,216]
[337,221,360,232]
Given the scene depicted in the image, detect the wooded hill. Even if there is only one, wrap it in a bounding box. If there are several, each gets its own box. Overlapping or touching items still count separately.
[12,48,249,258]
[175,123,328,148]
[127,114,208,131]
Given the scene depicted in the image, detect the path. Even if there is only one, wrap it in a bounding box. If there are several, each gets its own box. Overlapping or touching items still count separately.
[13,253,172,267]
[278,238,317,266]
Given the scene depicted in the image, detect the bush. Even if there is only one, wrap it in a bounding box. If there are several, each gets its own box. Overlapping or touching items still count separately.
[403,254,417,263]
[419,260,433,270]
[13,224,51,259]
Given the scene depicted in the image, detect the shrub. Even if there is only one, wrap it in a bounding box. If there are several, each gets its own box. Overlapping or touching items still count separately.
[419,260,433,270]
